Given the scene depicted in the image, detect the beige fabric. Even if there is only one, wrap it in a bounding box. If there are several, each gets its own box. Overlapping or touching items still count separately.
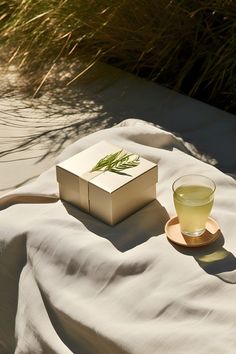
[1,119,236,354]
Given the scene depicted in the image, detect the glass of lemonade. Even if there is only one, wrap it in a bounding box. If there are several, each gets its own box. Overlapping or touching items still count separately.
[172,175,216,237]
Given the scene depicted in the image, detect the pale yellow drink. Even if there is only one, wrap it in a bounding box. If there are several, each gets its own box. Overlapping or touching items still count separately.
[173,178,215,236]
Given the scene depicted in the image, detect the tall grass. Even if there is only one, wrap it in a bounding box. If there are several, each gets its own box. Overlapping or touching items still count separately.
[1,0,236,112]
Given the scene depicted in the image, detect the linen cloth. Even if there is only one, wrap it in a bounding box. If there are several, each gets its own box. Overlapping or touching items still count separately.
[1,119,236,354]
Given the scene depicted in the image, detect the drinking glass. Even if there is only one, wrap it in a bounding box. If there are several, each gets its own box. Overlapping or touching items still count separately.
[172,175,216,237]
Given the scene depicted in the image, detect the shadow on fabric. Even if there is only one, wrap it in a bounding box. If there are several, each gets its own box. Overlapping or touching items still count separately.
[39,291,130,354]
[170,234,236,284]
[0,233,27,354]
[63,199,169,252]
[0,194,58,211]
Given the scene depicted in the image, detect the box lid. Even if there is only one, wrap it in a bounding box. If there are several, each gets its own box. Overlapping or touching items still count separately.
[57,140,157,193]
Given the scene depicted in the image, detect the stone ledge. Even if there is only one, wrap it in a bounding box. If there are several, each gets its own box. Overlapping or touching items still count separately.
[0,63,235,195]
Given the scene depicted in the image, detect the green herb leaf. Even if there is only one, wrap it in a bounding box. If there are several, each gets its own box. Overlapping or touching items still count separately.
[91,149,140,174]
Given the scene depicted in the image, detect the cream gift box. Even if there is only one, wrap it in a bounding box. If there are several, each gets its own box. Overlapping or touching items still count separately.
[56,141,158,225]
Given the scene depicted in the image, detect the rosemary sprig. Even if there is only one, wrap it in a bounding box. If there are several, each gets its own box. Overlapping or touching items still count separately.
[91,149,140,174]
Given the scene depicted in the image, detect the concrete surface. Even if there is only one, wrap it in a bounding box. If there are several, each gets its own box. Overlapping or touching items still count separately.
[1,63,236,195]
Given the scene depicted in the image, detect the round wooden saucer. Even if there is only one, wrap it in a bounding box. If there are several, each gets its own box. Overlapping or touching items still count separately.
[165,216,221,247]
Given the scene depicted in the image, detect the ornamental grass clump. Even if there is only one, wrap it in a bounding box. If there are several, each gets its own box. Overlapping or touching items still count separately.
[0,0,236,112]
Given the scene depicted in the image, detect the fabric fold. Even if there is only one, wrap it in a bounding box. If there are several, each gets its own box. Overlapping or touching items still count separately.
[1,119,236,354]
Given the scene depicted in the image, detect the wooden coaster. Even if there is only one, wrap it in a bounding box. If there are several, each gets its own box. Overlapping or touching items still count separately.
[165,216,221,247]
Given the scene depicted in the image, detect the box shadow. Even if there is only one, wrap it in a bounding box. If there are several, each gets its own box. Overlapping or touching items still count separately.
[63,199,169,252]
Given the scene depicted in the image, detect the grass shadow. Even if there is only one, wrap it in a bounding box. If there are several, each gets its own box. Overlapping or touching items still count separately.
[0,64,125,165]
